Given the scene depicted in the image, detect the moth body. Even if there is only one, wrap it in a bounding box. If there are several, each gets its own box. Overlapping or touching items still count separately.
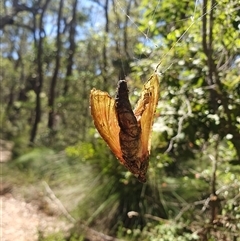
[90,74,159,182]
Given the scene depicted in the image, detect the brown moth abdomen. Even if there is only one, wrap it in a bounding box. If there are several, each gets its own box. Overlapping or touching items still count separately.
[115,80,141,159]
[115,80,148,183]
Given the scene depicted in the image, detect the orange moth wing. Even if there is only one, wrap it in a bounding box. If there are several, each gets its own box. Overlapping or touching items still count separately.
[90,89,124,164]
[134,73,160,159]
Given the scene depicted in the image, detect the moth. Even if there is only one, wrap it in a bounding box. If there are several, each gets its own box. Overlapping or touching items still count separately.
[90,73,159,182]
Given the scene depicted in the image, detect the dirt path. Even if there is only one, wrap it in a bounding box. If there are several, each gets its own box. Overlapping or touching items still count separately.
[1,194,73,241]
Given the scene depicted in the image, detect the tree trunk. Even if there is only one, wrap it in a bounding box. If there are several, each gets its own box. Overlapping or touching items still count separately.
[29,0,50,145]
[202,0,240,162]
[48,0,64,130]
[63,0,78,96]
[102,0,109,90]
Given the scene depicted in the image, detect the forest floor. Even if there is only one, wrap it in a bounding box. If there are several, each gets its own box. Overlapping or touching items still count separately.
[1,192,73,241]
[0,140,121,241]
[0,139,73,240]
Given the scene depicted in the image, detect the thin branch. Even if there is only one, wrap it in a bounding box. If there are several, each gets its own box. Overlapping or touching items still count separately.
[144,213,169,223]
[43,181,76,223]
[165,97,192,153]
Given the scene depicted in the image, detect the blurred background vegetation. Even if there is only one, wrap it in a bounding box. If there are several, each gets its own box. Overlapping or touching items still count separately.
[1,0,240,240]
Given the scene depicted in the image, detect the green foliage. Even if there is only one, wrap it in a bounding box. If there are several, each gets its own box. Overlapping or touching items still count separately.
[65,142,95,160]
[38,232,66,241]
[137,222,199,241]
[13,148,55,172]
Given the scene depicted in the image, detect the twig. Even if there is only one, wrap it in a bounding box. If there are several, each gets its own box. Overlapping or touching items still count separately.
[144,213,169,223]
[201,197,210,212]
[82,225,124,241]
[42,181,76,223]
[165,97,192,152]
[175,199,208,221]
